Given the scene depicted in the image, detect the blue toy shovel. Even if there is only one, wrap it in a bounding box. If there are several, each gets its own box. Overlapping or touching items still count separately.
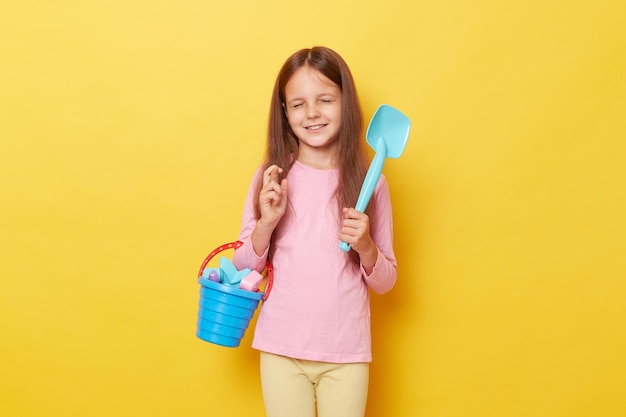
[339,104,411,252]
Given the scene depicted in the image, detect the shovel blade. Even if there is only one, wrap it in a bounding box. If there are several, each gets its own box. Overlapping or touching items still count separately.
[366,104,410,159]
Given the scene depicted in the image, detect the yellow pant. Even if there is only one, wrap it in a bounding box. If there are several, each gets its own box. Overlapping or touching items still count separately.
[260,352,369,417]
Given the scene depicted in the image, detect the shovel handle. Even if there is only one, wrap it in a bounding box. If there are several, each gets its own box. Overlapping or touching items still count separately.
[339,138,387,252]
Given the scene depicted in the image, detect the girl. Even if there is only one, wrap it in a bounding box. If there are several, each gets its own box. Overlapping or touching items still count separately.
[232,46,397,417]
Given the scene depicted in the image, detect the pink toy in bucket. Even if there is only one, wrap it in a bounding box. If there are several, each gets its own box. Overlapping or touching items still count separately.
[196,241,273,348]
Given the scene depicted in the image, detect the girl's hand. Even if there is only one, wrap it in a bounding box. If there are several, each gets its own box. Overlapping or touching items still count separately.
[258,165,288,228]
[340,208,378,271]
[251,165,288,256]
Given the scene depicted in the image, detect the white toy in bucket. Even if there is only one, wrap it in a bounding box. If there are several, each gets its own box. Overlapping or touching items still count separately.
[196,241,273,348]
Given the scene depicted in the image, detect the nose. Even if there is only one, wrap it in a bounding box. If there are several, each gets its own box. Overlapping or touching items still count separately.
[306,102,320,118]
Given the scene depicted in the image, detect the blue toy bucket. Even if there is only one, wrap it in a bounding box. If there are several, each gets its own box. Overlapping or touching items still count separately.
[196,241,273,348]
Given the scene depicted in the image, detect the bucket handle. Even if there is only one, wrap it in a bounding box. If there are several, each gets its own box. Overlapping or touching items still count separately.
[197,241,273,301]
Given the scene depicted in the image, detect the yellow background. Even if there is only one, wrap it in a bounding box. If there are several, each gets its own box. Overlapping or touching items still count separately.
[1,1,624,416]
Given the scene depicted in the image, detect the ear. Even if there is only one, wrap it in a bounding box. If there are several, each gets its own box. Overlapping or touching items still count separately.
[282,102,288,118]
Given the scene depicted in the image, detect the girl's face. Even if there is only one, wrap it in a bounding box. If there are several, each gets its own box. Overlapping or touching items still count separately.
[284,66,342,160]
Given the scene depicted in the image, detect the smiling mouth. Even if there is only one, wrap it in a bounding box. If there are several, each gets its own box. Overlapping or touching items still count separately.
[305,124,327,131]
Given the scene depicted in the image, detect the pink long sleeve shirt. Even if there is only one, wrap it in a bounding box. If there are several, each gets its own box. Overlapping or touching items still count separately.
[232,160,397,363]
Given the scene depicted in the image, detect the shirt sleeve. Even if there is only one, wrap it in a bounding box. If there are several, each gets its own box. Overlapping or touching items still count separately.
[231,167,269,273]
[361,175,397,294]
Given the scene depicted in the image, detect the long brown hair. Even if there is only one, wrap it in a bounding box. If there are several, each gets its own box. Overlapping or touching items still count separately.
[256,46,371,259]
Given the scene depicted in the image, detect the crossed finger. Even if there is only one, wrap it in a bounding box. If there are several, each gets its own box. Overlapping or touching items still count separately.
[263,165,283,188]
